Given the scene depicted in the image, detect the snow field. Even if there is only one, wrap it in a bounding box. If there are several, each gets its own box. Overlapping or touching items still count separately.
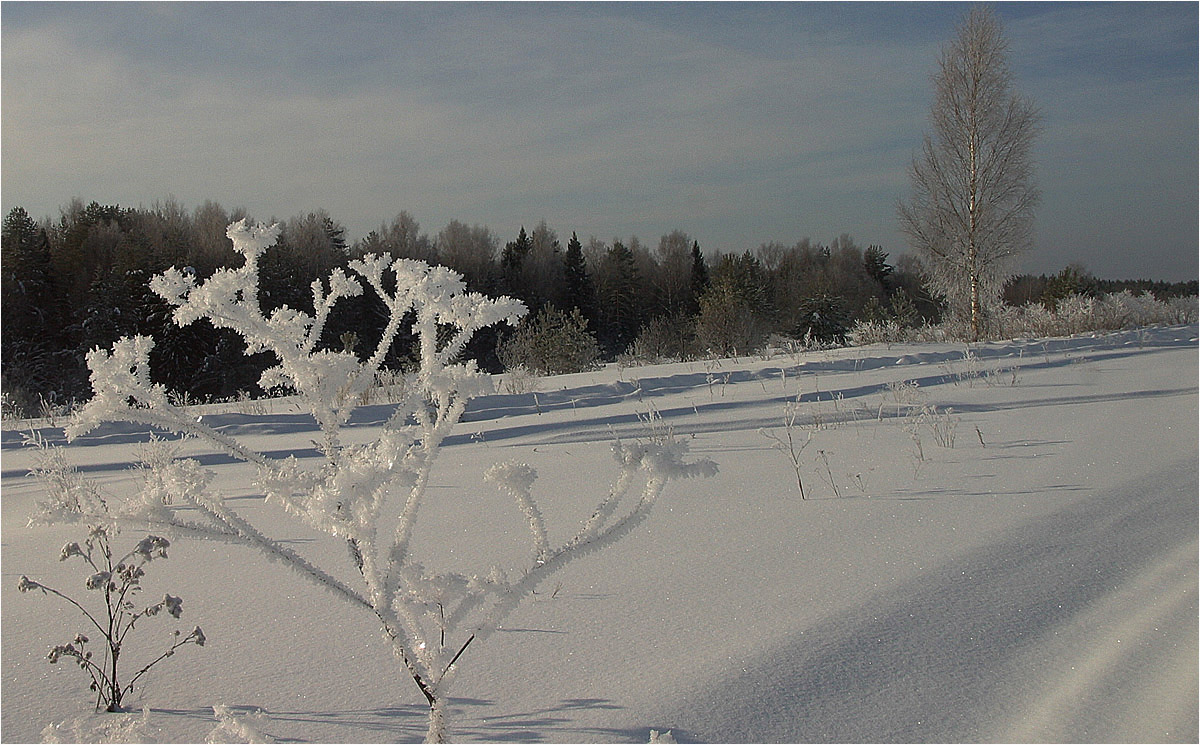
[2,325,1196,742]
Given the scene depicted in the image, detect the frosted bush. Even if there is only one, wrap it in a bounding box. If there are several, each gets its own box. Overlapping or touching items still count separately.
[1093,290,1163,329]
[24,431,111,527]
[995,291,1199,338]
[623,312,700,364]
[847,319,905,346]
[499,364,538,395]
[52,220,716,742]
[1166,296,1199,324]
[851,291,1198,346]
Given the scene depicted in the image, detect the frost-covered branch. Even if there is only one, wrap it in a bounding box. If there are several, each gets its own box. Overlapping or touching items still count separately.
[41,219,714,743]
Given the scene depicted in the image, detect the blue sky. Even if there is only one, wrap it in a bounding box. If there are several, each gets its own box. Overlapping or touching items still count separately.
[2,2,1196,280]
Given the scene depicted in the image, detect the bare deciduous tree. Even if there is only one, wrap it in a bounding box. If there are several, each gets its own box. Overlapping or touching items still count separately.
[899,6,1040,340]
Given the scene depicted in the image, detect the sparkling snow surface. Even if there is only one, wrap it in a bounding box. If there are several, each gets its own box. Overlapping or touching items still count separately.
[3,326,1196,742]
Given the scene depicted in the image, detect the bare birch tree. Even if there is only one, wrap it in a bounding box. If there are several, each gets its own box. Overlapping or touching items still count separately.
[899,6,1040,340]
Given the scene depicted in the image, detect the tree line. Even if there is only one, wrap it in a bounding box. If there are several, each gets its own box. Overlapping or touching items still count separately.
[0,199,930,410]
[1,198,1191,415]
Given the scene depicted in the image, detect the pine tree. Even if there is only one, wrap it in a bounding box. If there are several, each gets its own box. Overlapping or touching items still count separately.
[2,207,49,308]
[323,214,347,254]
[794,294,852,345]
[863,245,894,290]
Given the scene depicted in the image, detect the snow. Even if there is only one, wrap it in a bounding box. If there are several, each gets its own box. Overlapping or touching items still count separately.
[3,325,1196,743]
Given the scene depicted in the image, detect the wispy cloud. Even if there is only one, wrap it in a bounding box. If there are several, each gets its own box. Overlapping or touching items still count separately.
[2,2,1195,280]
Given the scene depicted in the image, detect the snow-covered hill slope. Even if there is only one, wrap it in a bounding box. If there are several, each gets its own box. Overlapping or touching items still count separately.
[3,326,1196,743]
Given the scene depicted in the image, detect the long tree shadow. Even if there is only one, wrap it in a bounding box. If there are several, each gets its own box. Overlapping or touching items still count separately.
[8,325,1192,453]
[449,696,629,742]
[3,330,1194,482]
[640,459,1199,743]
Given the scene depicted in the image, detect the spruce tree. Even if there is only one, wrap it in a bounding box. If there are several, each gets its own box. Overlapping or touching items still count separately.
[690,240,709,315]
[597,241,641,356]
[500,226,532,293]
[563,231,597,326]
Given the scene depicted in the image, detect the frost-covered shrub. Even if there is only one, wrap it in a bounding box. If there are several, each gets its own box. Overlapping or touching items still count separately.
[847,319,905,346]
[850,290,1199,347]
[18,526,205,712]
[1093,290,1162,329]
[497,304,601,375]
[992,291,1199,338]
[1,382,39,421]
[24,431,111,526]
[499,364,537,395]
[1166,296,1199,324]
[623,312,699,364]
[52,220,715,743]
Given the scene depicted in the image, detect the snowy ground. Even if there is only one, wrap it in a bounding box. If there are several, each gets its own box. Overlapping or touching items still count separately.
[2,325,1196,743]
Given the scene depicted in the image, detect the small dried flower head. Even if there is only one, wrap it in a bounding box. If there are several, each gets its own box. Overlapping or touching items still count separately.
[59,542,84,561]
[17,576,39,593]
[47,644,74,664]
[133,535,170,560]
[73,633,88,645]
[163,594,183,618]
[117,563,145,583]
[191,626,206,646]
[85,571,111,590]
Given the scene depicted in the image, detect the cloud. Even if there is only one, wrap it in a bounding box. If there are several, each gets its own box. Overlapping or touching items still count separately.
[2,3,1195,280]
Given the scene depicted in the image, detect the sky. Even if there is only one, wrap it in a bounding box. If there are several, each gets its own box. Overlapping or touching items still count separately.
[2,2,1196,281]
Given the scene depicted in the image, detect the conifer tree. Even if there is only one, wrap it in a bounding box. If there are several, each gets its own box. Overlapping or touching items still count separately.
[690,240,709,314]
[563,231,597,325]
[500,226,532,291]
[2,207,59,413]
[596,240,641,356]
